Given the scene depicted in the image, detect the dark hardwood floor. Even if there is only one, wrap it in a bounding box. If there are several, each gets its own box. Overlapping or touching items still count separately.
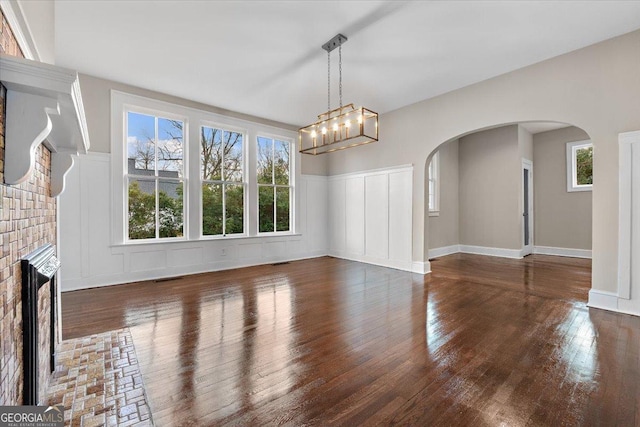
[61,254,640,426]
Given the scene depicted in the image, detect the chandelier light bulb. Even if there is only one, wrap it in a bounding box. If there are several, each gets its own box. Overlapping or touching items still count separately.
[345,120,351,128]
[321,127,327,135]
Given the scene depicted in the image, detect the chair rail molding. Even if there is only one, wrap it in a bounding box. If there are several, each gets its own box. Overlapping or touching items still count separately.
[0,54,89,196]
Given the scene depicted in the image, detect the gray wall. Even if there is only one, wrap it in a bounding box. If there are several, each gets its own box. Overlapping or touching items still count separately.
[78,73,328,176]
[459,125,521,250]
[325,30,640,293]
[428,125,593,252]
[534,126,592,249]
[428,139,459,249]
[519,125,533,161]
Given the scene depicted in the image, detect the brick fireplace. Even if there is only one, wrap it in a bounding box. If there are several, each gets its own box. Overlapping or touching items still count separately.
[0,9,58,405]
[1,3,90,405]
[0,117,57,405]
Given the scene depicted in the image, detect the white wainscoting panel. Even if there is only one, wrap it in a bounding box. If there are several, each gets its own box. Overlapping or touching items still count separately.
[168,247,204,268]
[130,250,167,272]
[58,153,83,281]
[365,174,389,259]
[84,156,125,277]
[58,153,329,290]
[238,242,262,260]
[388,171,412,263]
[263,241,287,259]
[345,177,365,255]
[329,165,413,272]
[303,176,329,253]
[329,179,346,253]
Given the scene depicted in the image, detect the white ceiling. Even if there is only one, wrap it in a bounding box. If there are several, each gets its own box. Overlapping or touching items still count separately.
[520,122,571,135]
[54,1,640,127]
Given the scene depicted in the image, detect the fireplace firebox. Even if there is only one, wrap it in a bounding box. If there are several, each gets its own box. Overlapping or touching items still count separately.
[21,244,60,405]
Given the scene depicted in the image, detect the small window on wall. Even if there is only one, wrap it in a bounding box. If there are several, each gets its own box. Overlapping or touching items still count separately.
[428,151,440,216]
[257,136,292,233]
[126,111,184,240]
[566,140,593,192]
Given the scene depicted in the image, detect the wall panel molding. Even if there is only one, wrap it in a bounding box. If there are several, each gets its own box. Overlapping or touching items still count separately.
[618,130,640,300]
[329,165,416,273]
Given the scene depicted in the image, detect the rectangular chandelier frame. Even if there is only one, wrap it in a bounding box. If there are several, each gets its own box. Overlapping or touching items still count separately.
[299,103,378,155]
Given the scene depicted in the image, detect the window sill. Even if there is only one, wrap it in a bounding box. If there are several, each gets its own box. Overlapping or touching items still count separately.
[110,233,302,249]
[429,211,440,217]
[567,186,592,193]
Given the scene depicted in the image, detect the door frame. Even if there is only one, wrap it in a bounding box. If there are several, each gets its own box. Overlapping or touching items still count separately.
[522,159,534,256]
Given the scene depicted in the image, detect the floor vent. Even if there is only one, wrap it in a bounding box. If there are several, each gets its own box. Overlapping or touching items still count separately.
[272,262,291,266]
[154,276,183,283]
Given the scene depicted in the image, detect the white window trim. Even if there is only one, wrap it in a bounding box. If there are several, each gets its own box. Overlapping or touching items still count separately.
[121,103,189,243]
[199,121,248,238]
[111,90,298,245]
[566,140,593,192]
[428,151,440,216]
[256,134,294,235]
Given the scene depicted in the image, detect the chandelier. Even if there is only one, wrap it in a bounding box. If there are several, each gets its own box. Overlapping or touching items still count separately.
[299,34,378,155]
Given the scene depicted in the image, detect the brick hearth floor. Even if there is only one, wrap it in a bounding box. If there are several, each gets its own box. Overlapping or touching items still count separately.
[46,329,153,426]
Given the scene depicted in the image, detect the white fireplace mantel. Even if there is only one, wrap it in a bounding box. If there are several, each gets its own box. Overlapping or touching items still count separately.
[1,54,90,196]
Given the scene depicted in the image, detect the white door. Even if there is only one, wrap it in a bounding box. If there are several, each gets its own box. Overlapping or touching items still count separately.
[522,160,534,256]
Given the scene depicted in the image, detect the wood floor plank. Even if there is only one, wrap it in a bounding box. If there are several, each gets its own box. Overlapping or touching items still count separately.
[61,254,640,426]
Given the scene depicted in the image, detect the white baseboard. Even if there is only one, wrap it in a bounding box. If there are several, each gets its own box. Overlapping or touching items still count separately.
[412,261,431,275]
[458,245,523,259]
[61,251,328,291]
[587,290,618,311]
[329,251,417,274]
[428,245,460,259]
[587,290,640,317]
[534,246,592,259]
[617,298,640,317]
[429,244,593,260]
[429,244,522,259]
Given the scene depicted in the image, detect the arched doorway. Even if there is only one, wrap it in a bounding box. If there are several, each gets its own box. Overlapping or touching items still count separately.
[424,122,593,275]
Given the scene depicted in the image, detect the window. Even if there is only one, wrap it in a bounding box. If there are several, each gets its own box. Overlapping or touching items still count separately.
[201,126,245,236]
[566,140,593,192]
[112,91,297,244]
[428,151,439,216]
[257,136,292,233]
[126,111,184,240]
